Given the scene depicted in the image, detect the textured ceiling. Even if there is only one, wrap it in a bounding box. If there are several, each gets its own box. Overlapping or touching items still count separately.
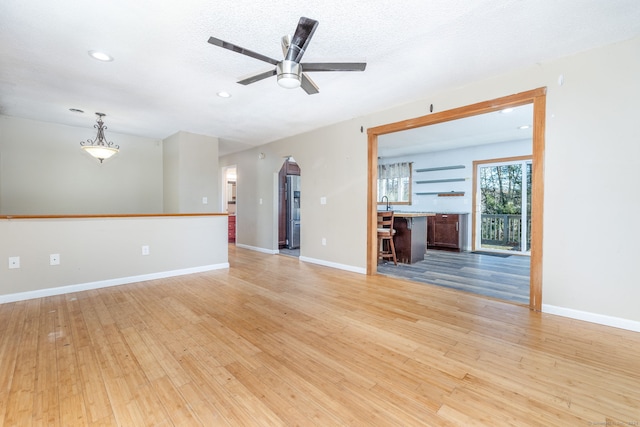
[1,0,639,156]
[378,104,533,158]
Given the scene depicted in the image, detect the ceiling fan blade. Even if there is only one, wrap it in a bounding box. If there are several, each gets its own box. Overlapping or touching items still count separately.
[281,35,291,58]
[237,69,277,85]
[301,62,367,72]
[300,73,319,95]
[285,17,318,63]
[208,36,280,65]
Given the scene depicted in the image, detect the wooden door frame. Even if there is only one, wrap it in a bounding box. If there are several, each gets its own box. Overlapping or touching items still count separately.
[367,88,546,311]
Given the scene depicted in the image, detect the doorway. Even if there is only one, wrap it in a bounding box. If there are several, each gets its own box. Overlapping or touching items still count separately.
[222,165,237,243]
[367,88,546,311]
[278,158,301,257]
[376,112,533,305]
[475,157,532,254]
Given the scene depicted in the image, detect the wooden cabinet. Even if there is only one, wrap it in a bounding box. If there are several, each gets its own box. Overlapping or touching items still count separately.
[427,214,467,251]
[393,215,428,264]
[228,215,236,243]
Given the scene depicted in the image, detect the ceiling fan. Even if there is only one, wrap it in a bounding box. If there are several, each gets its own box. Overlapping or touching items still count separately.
[207,17,367,95]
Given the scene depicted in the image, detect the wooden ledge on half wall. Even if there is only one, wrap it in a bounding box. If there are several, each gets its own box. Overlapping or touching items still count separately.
[0,213,228,220]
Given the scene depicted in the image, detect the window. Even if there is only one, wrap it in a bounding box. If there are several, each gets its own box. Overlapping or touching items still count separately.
[377,162,412,204]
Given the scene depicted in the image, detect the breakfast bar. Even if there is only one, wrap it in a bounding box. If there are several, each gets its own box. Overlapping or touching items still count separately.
[392,212,435,264]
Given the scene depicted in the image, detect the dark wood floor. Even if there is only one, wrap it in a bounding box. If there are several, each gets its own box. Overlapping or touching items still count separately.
[378,250,530,305]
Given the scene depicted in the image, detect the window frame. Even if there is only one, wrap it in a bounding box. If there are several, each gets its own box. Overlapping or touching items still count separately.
[377,162,413,206]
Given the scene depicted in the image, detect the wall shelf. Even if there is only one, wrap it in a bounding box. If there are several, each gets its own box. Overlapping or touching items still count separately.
[415,165,465,173]
[416,191,465,197]
[416,178,466,184]
[415,165,466,196]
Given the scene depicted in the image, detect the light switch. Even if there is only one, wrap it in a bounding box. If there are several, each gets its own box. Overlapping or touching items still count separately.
[50,254,60,265]
[320,197,327,205]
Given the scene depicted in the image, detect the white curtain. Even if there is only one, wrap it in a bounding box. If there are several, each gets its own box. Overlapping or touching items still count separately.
[377,162,411,202]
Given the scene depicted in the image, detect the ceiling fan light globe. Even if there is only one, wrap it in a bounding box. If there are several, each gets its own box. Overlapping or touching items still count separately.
[277,74,301,89]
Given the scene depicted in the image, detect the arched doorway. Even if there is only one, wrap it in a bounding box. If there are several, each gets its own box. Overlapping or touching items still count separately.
[278,157,301,257]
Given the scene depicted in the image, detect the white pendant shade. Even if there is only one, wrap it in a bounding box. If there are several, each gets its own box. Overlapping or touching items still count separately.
[82,145,119,162]
[80,113,119,163]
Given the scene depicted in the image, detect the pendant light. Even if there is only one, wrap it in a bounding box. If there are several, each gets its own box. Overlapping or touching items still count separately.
[80,113,119,163]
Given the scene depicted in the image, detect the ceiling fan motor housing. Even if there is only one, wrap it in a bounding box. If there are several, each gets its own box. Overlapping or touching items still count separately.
[277,60,302,88]
[208,17,365,94]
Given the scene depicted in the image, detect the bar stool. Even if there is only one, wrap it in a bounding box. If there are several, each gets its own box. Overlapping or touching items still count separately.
[377,211,397,265]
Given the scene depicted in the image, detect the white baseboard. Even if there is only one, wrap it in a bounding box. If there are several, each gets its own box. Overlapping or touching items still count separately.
[542,304,640,332]
[236,243,279,255]
[299,256,366,275]
[235,244,365,274]
[0,263,229,304]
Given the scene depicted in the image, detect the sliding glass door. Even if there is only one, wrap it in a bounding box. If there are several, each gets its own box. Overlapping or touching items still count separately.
[477,159,532,254]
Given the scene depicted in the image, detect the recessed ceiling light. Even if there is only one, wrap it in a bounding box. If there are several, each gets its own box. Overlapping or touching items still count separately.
[69,108,84,113]
[217,91,231,98]
[500,108,514,114]
[518,125,531,130]
[88,50,114,62]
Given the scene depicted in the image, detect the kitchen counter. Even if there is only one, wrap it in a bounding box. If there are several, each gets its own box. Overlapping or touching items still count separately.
[393,212,436,218]
[425,212,470,215]
[391,213,430,264]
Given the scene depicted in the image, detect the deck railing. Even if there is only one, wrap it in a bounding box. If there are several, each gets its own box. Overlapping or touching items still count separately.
[480,214,530,250]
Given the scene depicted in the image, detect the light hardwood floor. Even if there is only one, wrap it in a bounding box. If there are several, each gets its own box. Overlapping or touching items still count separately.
[1,245,638,426]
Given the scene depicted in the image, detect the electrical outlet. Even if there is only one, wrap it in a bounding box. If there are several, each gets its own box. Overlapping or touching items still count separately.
[320,197,327,205]
[50,254,60,265]
[141,245,150,255]
[202,196,208,204]
[9,256,20,269]
[322,238,327,246]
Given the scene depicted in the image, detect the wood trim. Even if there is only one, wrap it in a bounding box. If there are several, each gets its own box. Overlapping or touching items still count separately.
[473,155,533,165]
[530,91,546,312]
[0,213,227,220]
[369,88,546,136]
[367,88,546,312]
[367,132,378,275]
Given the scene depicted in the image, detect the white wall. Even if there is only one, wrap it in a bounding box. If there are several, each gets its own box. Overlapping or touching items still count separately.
[0,120,227,303]
[178,132,219,213]
[0,116,163,214]
[221,120,368,271]
[0,215,229,301]
[163,131,220,213]
[220,36,640,328]
[163,132,181,213]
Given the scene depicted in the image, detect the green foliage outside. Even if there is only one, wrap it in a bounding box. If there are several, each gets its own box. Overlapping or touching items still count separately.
[480,164,531,214]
